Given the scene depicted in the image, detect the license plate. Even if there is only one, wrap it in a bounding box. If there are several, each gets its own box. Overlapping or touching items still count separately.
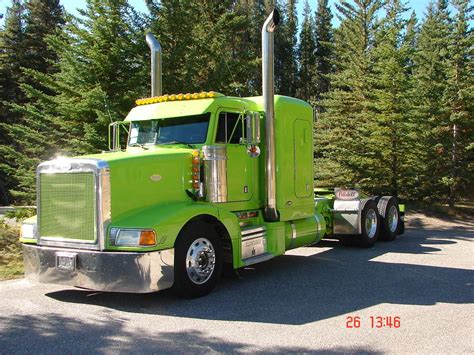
[56,252,77,271]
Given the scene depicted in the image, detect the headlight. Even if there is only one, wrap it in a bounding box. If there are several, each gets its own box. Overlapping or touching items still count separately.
[110,228,156,246]
[21,223,37,239]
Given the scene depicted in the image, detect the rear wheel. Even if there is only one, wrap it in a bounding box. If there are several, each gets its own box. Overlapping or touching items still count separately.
[173,221,223,298]
[355,199,380,247]
[377,196,401,241]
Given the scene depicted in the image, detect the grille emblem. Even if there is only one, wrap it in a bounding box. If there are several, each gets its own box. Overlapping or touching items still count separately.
[150,174,162,181]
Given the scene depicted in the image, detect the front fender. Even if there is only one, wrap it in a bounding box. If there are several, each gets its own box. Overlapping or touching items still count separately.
[107,202,241,255]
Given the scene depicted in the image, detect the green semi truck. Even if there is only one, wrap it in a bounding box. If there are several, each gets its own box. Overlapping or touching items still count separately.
[20,9,404,298]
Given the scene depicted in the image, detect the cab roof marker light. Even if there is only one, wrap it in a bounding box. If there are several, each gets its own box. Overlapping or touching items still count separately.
[135,91,223,106]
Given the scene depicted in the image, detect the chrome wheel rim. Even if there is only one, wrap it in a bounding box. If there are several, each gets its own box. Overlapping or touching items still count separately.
[388,205,399,233]
[366,209,378,239]
[186,237,216,284]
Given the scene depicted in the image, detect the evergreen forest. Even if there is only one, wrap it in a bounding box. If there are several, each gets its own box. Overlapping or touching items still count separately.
[0,0,472,207]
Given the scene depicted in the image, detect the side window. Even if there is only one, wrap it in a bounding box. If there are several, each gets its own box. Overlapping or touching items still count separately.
[216,112,244,144]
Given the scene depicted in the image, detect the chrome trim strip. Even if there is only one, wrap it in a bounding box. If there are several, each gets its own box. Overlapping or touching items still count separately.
[41,236,98,244]
[35,240,99,251]
[23,244,174,293]
[241,226,266,236]
[98,166,111,251]
[241,233,265,241]
[290,221,296,239]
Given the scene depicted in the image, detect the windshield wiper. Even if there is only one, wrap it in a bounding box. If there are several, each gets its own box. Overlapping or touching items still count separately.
[129,143,150,150]
[158,141,195,148]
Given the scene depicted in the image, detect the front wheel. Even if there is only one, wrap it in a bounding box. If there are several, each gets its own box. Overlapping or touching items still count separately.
[173,222,223,298]
[355,199,380,247]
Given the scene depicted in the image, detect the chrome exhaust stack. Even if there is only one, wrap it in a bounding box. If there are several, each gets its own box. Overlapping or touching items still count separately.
[262,9,280,222]
[145,33,162,97]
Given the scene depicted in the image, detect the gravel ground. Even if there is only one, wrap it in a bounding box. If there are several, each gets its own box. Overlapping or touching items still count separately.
[0,212,473,354]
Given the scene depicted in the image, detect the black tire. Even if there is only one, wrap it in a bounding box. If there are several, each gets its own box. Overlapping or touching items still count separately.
[377,196,401,241]
[399,219,405,235]
[173,221,223,298]
[355,199,380,247]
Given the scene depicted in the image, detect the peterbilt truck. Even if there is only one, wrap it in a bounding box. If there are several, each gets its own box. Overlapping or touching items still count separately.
[20,9,404,298]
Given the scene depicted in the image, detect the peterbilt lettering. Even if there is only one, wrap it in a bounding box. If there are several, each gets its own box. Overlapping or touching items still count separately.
[21,9,404,298]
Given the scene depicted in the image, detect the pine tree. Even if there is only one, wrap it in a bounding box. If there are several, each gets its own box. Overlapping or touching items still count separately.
[148,0,258,96]
[313,0,333,109]
[242,0,268,94]
[412,0,453,202]
[315,0,383,191]
[193,1,258,96]
[370,0,416,196]
[0,1,25,111]
[297,0,316,101]
[147,0,200,94]
[442,0,473,206]
[0,0,25,204]
[274,0,298,96]
[23,0,64,77]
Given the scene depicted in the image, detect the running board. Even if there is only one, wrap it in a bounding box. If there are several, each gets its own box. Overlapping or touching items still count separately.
[242,252,274,266]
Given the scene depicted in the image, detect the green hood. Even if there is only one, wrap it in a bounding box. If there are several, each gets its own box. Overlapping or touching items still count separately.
[83,147,194,220]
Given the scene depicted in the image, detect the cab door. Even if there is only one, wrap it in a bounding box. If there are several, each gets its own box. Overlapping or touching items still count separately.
[215,111,254,202]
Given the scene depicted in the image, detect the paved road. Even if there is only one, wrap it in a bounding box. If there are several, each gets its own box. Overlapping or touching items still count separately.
[1,213,473,354]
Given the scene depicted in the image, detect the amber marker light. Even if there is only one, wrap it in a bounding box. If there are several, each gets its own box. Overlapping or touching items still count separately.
[135,91,223,105]
[191,150,201,191]
[139,230,156,246]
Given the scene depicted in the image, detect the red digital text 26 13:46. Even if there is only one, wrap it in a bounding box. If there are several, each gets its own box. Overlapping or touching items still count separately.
[345,316,401,328]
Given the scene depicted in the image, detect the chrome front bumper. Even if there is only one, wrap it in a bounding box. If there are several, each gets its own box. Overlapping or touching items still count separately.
[23,244,174,293]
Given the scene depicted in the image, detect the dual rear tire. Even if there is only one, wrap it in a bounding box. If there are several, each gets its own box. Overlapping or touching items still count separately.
[346,196,402,248]
[377,196,401,241]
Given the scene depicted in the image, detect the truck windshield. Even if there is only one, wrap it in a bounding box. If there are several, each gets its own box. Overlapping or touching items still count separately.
[128,113,210,146]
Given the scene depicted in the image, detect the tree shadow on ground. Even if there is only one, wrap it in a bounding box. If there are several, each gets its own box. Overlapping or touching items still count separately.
[0,313,380,354]
[44,224,473,326]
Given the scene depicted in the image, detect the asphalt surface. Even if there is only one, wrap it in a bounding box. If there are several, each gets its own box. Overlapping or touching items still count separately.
[0,213,473,354]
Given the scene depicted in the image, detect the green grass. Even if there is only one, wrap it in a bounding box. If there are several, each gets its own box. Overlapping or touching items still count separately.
[0,224,23,281]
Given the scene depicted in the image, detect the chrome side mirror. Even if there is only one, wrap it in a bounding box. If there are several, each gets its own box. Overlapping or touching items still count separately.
[108,121,128,151]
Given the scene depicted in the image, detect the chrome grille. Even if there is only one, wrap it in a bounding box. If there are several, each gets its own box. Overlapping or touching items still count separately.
[39,172,96,242]
[37,158,110,250]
